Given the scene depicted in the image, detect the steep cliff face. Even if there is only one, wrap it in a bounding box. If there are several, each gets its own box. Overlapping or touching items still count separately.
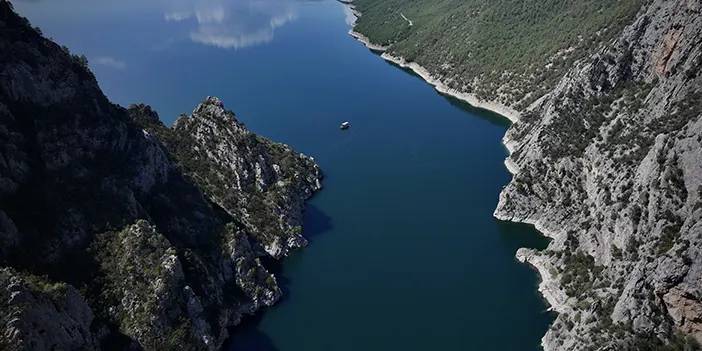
[0,2,321,350]
[494,0,702,349]
[128,100,322,259]
[0,268,97,351]
[352,0,702,348]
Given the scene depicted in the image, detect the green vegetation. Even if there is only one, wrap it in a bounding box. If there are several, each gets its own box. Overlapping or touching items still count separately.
[539,79,662,161]
[656,220,683,255]
[354,0,643,106]
[560,251,603,298]
[73,54,89,69]
[90,220,192,349]
[650,90,702,137]
[629,331,702,351]
[22,273,69,300]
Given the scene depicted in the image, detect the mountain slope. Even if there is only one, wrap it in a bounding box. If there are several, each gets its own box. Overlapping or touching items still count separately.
[353,0,643,110]
[0,2,320,350]
[352,0,702,349]
[496,1,702,348]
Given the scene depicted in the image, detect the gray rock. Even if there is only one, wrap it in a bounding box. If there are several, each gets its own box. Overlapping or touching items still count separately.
[129,97,322,259]
[0,268,97,351]
[495,0,702,348]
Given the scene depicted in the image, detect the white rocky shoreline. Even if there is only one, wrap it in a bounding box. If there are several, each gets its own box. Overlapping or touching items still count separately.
[344,2,519,124]
[349,29,520,124]
[378,51,521,123]
[343,1,565,346]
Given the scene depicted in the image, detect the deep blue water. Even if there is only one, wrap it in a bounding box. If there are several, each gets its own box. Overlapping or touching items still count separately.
[14,0,553,349]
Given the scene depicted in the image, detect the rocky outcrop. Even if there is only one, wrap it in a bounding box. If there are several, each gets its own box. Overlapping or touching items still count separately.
[128,99,322,258]
[494,0,702,349]
[90,220,283,350]
[352,0,701,348]
[0,1,321,350]
[0,269,97,351]
[93,220,211,350]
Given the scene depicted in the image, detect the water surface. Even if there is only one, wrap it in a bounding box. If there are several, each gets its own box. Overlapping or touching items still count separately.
[15,0,553,349]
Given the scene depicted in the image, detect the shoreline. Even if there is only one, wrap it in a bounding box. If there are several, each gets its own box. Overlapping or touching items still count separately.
[350,22,525,177]
[495,148,569,317]
[377,52,520,124]
[516,248,571,315]
[348,30,389,52]
[344,4,561,346]
[346,28,520,123]
[342,0,518,123]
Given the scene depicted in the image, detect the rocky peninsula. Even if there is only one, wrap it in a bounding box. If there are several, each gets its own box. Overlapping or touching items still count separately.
[0,2,321,349]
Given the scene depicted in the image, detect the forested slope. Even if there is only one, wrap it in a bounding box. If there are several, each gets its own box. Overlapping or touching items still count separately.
[353,0,642,109]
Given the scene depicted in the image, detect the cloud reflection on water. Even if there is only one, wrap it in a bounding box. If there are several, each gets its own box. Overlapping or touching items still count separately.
[93,56,127,69]
[164,0,298,49]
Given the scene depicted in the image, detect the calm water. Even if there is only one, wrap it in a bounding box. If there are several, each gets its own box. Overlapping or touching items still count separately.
[15,0,553,349]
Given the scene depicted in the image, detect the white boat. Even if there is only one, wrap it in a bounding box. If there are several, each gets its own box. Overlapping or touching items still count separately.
[340,121,350,130]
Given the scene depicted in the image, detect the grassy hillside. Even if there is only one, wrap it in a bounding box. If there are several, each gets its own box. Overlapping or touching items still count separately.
[353,0,643,109]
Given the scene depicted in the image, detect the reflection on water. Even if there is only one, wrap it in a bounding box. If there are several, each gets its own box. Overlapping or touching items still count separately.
[165,0,298,49]
[16,0,299,50]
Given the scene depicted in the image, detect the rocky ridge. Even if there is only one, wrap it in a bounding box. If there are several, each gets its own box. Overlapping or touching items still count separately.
[0,268,97,350]
[0,2,321,350]
[352,0,702,349]
[128,100,321,259]
[496,0,702,348]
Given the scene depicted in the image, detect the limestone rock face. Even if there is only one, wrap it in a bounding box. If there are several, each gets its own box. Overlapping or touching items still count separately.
[495,0,702,348]
[0,2,321,350]
[128,97,322,259]
[0,268,97,351]
[93,220,205,350]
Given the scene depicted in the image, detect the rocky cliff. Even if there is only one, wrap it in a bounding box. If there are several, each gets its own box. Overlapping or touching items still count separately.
[496,0,702,349]
[128,100,321,259]
[0,1,321,350]
[353,0,701,349]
